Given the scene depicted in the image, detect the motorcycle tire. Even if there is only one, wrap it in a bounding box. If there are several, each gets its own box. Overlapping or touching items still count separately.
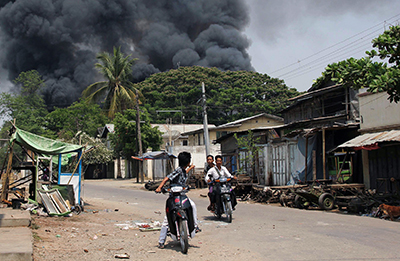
[226,201,233,223]
[216,199,222,219]
[178,219,189,254]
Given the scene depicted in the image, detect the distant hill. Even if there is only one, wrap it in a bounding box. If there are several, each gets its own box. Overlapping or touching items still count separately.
[135,66,301,125]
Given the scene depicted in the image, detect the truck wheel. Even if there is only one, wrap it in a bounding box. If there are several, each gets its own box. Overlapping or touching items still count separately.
[319,193,335,210]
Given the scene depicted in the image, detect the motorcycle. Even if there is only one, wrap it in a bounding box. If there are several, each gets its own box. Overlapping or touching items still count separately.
[158,184,195,254]
[212,176,234,223]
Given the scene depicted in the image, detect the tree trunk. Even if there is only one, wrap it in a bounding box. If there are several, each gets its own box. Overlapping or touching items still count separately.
[117,157,121,178]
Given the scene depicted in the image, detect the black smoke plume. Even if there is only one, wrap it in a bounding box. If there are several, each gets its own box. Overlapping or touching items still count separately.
[0,0,253,108]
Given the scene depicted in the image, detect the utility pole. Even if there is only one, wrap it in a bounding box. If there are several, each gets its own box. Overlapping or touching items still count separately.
[155,110,182,154]
[202,82,210,157]
[168,118,172,153]
[136,89,143,183]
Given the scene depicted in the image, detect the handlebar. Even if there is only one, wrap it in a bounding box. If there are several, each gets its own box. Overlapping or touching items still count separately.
[155,186,189,194]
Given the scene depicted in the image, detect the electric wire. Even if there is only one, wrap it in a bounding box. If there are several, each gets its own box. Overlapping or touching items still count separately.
[271,13,400,81]
[277,28,383,78]
[271,13,400,75]
[285,42,373,81]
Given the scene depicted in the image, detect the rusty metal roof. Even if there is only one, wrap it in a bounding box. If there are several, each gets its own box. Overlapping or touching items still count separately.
[338,130,400,148]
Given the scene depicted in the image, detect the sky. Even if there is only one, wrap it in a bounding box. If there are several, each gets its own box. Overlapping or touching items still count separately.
[244,0,400,92]
[1,0,400,97]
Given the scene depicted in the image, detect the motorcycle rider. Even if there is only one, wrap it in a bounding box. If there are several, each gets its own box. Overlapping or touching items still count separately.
[204,155,215,211]
[205,155,237,211]
[155,151,201,249]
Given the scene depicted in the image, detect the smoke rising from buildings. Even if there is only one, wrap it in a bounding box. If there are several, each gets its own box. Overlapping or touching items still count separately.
[0,0,253,107]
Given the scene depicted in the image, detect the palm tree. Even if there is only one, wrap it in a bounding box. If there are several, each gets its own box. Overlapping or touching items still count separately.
[82,47,138,119]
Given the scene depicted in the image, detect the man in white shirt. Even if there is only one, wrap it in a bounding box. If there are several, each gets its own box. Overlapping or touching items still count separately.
[205,155,237,210]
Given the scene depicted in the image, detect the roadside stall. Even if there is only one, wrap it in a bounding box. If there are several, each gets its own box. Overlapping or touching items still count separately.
[1,127,84,213]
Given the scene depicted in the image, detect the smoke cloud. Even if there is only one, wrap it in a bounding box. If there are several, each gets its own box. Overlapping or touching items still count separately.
[0,0,253,108]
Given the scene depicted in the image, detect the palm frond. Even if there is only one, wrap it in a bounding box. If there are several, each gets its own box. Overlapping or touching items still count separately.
[86,46,139,119]
[85,85,109,104]
[82,81,107,98]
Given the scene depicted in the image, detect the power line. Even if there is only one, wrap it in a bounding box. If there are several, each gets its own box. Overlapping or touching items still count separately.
[284,43,373,81]
[277,27,390,79]
[270,13,400,81]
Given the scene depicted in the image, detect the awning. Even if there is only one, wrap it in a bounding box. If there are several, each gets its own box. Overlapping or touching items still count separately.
[131,151,176,161]
[337,130,400,151]
[10,127,84,155]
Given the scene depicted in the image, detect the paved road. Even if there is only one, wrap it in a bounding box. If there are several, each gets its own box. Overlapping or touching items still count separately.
[83,179,400,260]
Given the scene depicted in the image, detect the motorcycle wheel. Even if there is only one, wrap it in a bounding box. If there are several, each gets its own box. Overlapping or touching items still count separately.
[226,201,233,223]
[178,219,189,254]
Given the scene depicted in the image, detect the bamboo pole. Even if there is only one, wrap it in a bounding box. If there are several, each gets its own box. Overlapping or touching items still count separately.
[323,129,326,180]
[1,142,14,201]
[304,136,308,183]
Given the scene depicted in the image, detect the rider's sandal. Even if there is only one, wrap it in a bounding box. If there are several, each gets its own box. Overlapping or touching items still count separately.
[195,226,202,233]
[158,243,165,249]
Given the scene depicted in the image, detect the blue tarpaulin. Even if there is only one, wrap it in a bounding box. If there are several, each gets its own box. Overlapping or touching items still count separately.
[132,151,176,161]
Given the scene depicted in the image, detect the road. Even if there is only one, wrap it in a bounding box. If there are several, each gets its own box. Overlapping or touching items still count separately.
[82,179,400,260]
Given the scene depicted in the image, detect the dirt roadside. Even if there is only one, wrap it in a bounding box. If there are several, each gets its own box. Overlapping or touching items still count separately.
[31,183,261,261]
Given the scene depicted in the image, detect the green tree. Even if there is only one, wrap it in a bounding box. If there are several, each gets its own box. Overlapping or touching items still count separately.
[82,47,139,119]
[136,66,300,125]
[68,132,113,166]
[312,25,400,102]
[0,70,50,136]
[45,99,108,140]
[234,130,262,182]
[110,109,162,159]
[0,70,51,167]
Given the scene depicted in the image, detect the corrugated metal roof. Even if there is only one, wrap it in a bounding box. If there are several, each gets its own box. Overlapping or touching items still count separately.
[338,130,400,148]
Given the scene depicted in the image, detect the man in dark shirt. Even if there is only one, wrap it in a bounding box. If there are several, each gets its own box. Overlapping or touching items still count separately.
[156,152,199,248]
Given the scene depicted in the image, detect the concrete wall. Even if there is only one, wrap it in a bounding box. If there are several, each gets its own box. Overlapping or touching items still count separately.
[187,129,218,146]
[359,91,400,132]
[217,117,283,133]
[171,144,220,173]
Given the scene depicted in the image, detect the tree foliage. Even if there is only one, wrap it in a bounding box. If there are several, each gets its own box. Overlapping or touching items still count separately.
[312,25,400,102]
[45,99,108,140]
[110,109,163,158]
[234,130,261,180]
[68,132,113,165]
[135,66,300,125]
[82,47,139,119]
[0,70,50,136]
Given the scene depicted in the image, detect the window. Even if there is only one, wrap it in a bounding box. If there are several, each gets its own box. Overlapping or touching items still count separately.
[216,131,228,139]
[182,140,188,146]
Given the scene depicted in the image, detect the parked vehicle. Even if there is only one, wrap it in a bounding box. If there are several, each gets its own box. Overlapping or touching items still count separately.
[212,176,234,223]
[159,184,195,254]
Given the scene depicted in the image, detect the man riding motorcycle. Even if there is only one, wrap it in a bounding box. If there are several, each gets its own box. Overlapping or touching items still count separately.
[205,155,237,211]
[155,152,201,249]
